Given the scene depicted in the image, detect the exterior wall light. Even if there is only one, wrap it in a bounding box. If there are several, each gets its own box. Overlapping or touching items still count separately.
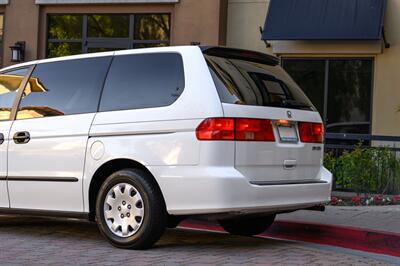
[10,41,26,62]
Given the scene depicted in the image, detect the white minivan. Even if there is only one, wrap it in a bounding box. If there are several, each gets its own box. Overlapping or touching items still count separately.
[0,46,332,249]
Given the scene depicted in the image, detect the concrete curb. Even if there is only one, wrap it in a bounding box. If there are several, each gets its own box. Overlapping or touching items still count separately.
[180,220,400,257]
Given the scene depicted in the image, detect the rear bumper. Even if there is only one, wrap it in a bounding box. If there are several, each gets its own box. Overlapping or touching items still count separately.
[153,166,332,216]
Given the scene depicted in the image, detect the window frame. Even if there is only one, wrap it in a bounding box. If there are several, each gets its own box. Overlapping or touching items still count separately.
[46,13,171,58]
[281,57,374,135]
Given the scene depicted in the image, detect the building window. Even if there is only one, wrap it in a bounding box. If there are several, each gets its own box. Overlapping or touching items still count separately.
[282,58,373,135]
[47,14,170,58]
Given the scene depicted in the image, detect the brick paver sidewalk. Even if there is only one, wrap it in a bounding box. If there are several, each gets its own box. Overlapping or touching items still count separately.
[0,215,397,265]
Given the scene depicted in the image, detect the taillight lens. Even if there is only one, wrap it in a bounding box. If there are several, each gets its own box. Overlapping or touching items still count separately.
[196,118,275,141]
[196,118,235,140]
[236,118,275,141]
[298,122,324,143]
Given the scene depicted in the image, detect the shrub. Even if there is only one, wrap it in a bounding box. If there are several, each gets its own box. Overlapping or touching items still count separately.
[324,144,400,195]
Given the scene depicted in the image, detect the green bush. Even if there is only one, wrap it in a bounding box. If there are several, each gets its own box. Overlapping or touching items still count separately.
[324,144,400,195]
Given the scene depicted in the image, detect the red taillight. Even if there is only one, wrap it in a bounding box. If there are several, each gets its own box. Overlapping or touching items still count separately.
[236,118,275,141]
[196,118,275,141]
[195,118,235,140]
[298,122,324,143]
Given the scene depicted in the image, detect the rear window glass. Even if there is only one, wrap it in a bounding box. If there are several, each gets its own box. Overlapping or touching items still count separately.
[205,54,315,111]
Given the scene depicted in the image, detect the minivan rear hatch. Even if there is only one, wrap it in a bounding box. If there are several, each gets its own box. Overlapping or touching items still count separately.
[203,47,324,184]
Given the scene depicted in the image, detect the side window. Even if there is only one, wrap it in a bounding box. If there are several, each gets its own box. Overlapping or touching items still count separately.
[99,53,185,112]
[16,57,112,120]
[0,68,29,121]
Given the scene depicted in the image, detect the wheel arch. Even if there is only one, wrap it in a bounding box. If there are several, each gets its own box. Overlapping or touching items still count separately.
[87,158,164,221]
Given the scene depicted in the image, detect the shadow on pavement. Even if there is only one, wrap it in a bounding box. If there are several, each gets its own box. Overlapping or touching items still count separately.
[0,215,290,249]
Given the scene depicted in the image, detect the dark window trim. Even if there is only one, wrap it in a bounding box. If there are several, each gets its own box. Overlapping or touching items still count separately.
[46,13,171,58]
[281,57,374,135]
[96,56,114,112]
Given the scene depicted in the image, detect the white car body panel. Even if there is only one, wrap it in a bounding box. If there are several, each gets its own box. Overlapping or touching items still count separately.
[83,47,224,212]
[222,103,323,183]
[7,114,94,212]
[0,121,12,207]
[0,46,332,218]
[152,165,331,215]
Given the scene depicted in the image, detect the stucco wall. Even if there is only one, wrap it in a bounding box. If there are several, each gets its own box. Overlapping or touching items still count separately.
[226,0,400,137]
[173,0,226,46]
[372,0,400,136]
[227,0,272,54]
[3,0,40,66]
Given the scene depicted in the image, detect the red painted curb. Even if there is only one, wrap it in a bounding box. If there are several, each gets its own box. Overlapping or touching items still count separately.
[180,220,400,257]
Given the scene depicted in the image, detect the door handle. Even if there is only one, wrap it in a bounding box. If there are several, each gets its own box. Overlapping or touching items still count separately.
[0,133,4,145]
[13,131,30,144]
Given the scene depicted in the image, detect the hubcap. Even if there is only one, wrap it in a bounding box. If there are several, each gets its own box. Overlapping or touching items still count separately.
[103,183,144,238]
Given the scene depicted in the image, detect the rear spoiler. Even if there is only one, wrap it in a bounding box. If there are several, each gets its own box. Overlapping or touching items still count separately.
[200,46,279,66]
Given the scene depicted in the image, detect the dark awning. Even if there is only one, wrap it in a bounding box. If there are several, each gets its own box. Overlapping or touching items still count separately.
[262,0,387,41]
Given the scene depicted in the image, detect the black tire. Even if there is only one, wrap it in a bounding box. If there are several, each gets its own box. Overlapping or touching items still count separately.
[96,168,167,249]
[218,214,276,236]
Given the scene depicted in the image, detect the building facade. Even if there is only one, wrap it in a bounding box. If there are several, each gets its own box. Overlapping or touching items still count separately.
[0,0,398,138]
[227,0,400,139]
[0,0,228,65]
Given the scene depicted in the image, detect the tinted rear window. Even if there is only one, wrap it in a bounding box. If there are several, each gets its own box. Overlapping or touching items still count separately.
[205,54,315,111]
[99,53,184,112]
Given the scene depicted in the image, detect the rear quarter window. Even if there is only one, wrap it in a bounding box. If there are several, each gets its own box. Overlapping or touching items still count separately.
[99,53,185,112]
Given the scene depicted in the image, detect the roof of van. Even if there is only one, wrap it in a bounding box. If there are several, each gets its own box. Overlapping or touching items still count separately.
[1,45,279,72]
